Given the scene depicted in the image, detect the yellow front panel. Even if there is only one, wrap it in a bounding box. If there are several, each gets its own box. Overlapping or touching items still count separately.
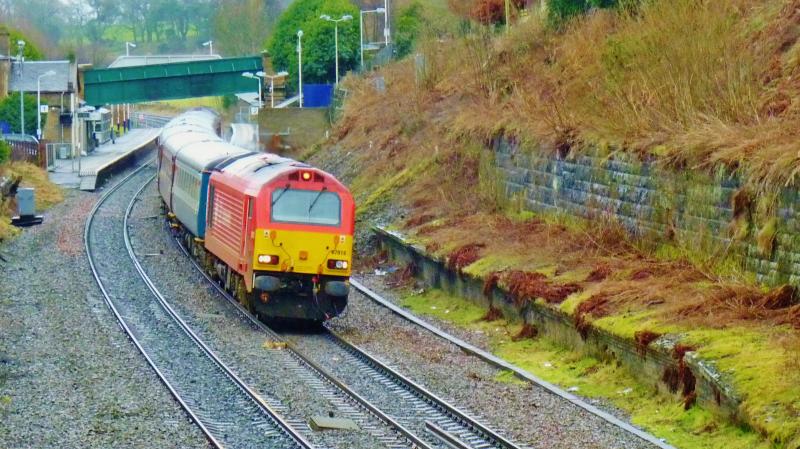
[253,228,353,277]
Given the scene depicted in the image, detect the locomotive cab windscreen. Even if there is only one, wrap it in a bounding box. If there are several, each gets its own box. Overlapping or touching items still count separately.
[270,188,341,227]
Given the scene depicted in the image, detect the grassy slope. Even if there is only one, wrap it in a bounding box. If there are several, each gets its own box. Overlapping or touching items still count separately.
[314,0,800,447]
[0,163,64,242]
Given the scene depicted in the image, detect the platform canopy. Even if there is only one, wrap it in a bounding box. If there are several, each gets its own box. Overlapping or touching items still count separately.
[82,56,263,105]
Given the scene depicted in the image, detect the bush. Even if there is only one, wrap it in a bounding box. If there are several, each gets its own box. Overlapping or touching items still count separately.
[547,0,629,28]
[2,26,44,60]
[470,0,526,26]
[0,93,40,136]
[395,2,424,59]
[0,140,10,164]
[267,0,359,91]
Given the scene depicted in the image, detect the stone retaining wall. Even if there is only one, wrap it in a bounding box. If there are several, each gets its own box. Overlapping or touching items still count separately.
[374,227,742,425]
[494,138,800,286]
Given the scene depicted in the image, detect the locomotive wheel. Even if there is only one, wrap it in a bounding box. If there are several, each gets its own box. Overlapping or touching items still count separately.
[235,276,254,314]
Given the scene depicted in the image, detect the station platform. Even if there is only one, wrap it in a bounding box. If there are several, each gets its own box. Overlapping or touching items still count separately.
[49,128,161,191]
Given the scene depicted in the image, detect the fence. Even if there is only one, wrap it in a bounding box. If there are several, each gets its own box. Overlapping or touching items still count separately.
[45,142,72,171]
[2,134,44,168]
[130,113,171,129]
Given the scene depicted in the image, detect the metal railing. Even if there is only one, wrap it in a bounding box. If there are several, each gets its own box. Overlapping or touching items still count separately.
[130,113,171,129]
[2,134,44,168]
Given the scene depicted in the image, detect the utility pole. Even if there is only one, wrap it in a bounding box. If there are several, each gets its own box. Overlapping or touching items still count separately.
[384,0,391,45]
[17,40,25,135]
[297,30,303,108]
[505,0,510,33]
[320,14,353,86]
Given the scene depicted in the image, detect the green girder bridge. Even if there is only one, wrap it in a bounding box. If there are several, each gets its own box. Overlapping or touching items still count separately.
[82,56,263,105]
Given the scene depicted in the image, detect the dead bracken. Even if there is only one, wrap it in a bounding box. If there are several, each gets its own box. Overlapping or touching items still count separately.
[446,243,486,273]
[505,270,582,306]
[512,323,538,341]
[634,330,661,357]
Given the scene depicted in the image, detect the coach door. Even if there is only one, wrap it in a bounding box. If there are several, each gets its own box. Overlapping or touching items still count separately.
[242,196,255,276]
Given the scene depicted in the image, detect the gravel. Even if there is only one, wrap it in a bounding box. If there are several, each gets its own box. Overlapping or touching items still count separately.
[326,274,661,449]
[128,179,405,449]
[0,162,210,449]
[90,167,310,449]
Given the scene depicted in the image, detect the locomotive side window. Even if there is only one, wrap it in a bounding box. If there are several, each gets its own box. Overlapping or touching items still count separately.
[271,189,341,226]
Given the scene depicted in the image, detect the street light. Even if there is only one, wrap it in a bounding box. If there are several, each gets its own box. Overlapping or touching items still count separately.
[264,71,289,108]
[297,30,303,108]
[17,40,25,134]
[202,40,213,55]
[36,70,56,140]
[242,71,265,108]
[125,41,136,56]
[360,7,385,70]
[320,14,353,85]
[384,0,391,46]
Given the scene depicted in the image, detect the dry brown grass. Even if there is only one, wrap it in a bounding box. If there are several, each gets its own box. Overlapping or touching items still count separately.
[339,0,800,192]
[328,0,800,340]
[0,162,63,242]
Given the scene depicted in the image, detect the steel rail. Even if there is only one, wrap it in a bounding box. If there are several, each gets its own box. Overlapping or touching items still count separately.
[84,160,224,449]
[172,235,525,449]
[323,329,521,449]
[124,177,315,449]
[172,239,432,449]
[350,279,676,449]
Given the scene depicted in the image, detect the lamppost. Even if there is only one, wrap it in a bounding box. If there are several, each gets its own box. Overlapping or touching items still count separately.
[384,0,391,46]
[505,0,510,33]
[202,40,213,55]
[17,40,25,135]
[36,70,56,140]
[242,71,265,108]
[320,14,353,85]
[297,30,303,108]
[360,7,385,70]
[125,41,136,56]
[264,71,289,108]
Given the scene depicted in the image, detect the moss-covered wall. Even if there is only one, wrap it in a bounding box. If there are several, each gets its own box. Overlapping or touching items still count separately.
[494,138,797,286]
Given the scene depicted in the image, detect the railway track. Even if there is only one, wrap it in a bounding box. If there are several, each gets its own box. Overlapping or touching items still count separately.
[169,221,528,449]
[84,162,314,449]
[349,280,676,449]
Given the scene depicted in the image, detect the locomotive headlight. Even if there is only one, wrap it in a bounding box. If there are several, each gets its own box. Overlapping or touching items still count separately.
[258,254,279,265]
[327,259,349,270]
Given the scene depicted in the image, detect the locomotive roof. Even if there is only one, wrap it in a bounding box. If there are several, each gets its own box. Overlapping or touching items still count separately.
[212,152,344,196]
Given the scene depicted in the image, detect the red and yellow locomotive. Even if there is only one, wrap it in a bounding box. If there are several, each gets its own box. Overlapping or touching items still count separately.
[158,109,355,322]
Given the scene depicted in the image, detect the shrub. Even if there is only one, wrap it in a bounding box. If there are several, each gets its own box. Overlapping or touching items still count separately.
[0,93,39,135]
[395,2,424,59]
[267,0,359,91]
[0,140,10,164]
[470,0,526,26]
[547,0,633,28]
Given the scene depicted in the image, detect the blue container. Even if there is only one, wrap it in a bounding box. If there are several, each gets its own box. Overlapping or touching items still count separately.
[0,121,11,134]
[302,84,333,107]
